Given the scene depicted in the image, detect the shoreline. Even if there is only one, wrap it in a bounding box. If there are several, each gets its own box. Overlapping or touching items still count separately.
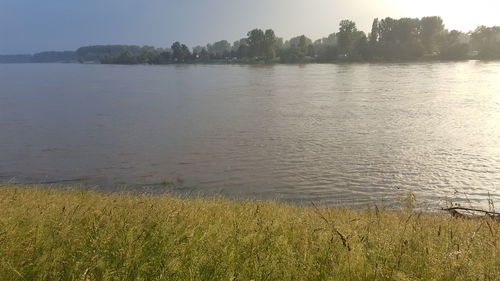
[2,58,494,66]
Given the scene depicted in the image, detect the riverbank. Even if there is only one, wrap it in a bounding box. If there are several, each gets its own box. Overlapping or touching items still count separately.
[1,184,498,281]
[0,57,481,66]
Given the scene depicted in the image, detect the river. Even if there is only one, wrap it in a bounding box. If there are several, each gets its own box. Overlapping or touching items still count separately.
[1,62,499,207]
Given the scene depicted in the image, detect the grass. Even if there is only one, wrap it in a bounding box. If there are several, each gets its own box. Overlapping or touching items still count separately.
[0,184,499,281]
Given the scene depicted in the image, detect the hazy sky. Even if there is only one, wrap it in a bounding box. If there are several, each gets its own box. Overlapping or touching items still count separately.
[1,0,499,54]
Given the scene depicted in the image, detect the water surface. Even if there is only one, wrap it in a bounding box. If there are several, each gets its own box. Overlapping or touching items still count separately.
[1,62,499,207]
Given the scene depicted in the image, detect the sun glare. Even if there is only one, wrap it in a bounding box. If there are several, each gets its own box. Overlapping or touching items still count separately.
[384,0,500,32]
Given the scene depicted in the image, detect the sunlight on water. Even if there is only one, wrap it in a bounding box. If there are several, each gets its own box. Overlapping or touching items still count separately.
[0,62,499,208]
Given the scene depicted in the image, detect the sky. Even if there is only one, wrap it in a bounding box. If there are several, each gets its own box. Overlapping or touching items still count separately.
[1,0,499,54]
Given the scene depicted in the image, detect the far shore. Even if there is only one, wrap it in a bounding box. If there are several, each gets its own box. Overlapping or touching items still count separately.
[1,57,493,66]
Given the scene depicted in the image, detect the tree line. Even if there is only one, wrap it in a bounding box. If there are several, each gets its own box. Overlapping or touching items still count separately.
[2,16,500,64]
[97,17,500,64]
[0,51,77,63]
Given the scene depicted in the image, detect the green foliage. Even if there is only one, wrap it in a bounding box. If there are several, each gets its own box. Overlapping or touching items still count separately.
[280,35,315,63]
[370,17,425,60]
[287,35,313,51]
[246,29,266,58]
[264,29,278,59]
[0,52,76,63]
[77,45,157,62]
[236,44,249,58]
[58,18,500,66]
[1,185,499,281]
[314,34,338,62]
[439,30,469,60]
[421,16,445,53]
[244,29,278,60]
[471,26,500,59]
[0,54,33,63]
[316,45,338,62]
[370,18,379,45]
[337,20,358,54]
[32,51,77,63]
[103,51,137,64]
[171,42,191,62]
[207,40,231,59]
[337,20,368,60]
[279,47,305,63]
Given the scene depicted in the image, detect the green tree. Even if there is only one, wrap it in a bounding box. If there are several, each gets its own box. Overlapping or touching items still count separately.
[374,17,424,60]
[263,29,278,59]
[378,17,396,44]
[114,51,138,64]
[337,20,357,55]
[237,44,249,58]
[470,26,500,59]
[420,16,444,54]
[298,35,308,53]
[287,35,312,50]
[279,48,303,63]
[192,46,204,55]
[157,51,172,64]
[246,29,266,58]
[337,20,366,59]
[438,30,469,60]
[313,33,337,61]
[393,18,420,45]
[245,29,278,60]
[281,35,313,62]
[171,42,191,62]
[370,18,379,45]
[207,40,231,58]
[232,39,247,51]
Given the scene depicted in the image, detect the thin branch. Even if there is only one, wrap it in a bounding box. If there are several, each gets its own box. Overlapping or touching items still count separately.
[442,207,500,216]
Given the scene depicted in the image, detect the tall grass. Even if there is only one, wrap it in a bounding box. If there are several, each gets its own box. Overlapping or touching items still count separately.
[0,184,498,281]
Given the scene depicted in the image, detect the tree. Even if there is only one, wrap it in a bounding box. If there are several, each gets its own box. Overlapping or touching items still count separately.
[32,51,77,63]
[192,46,205,56]
[337,20,357,55]
[420,16,444,54]
[245,28,278,60]
[313,33,337,60]
[370,18,379,45]
[337,20,366,59]
[314,33,337,47]
[470,26,500,59]
[200,48,209,60]
[77,45,146,62]
[279,48,303,63]
[373,17,424,60]
[287,35,312,49]
[378,17,396,44]
[113,51,137,64]
[207,40,231,58]
[76,16,500,65]
[237,44,249,58]
[263,29,278,59]
[157,51,172,64]
[232,38,247,51]
[393,18,420,45]
[246,29,266,58]
[171,42,191,62]
[298,35,309,53]
[230,39,246,58]
[316,45,338,62]
[275,37,284,50]
[280,35,313,62]
[352,34,373,61]
[439,30,469,60]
